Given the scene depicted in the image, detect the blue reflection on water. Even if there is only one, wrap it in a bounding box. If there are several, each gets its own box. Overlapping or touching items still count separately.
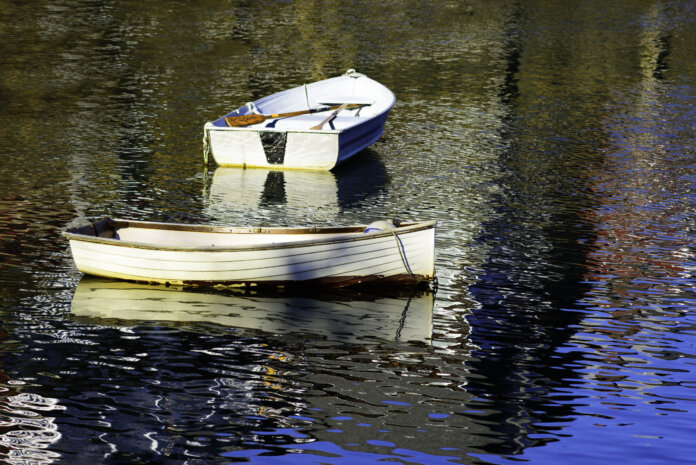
[222,440,462,464]
[381,400,411,406]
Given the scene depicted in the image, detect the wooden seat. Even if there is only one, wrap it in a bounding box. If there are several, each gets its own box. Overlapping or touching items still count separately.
[269,114,369,131]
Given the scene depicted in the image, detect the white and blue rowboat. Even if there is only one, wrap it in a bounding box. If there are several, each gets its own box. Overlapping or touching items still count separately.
[63,218,436,289]
[202,69,395,170]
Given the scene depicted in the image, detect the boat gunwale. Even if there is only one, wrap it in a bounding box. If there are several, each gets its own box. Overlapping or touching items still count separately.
[62,218,437,253]
[205,73,395,133]
[203,102,392,135]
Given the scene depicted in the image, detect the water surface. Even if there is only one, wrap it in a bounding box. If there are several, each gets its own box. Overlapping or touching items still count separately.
[1,1,695,463]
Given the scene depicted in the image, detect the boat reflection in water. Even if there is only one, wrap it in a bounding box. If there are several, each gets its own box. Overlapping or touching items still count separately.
[206,168,340,219]
[69,277,433,344]
[203,151,388,223]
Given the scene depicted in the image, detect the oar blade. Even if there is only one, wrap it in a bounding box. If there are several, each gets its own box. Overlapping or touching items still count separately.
[225,114,266,127]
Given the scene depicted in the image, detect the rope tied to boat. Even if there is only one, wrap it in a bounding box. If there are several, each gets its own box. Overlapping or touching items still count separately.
[390,230,422,285]
[366,219,423,285]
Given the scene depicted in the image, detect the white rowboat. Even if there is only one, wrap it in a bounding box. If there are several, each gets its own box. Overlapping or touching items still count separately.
[203,69,395,170]
[63,218,436,288]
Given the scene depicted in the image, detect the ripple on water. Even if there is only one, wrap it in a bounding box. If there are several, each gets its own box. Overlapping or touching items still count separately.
[0,391,64,464]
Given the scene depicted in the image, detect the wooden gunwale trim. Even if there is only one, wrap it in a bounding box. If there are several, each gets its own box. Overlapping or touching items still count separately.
[62,219,436,253]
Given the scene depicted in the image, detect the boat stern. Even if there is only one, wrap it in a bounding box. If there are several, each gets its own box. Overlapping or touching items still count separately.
[204,124,340,170]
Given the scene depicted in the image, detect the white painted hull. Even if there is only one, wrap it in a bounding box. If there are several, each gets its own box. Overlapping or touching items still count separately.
[70,278,434,343]
[203,70,395,170]
[64,218,436,288]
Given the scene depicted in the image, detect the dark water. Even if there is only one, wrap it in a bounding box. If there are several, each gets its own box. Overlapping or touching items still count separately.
[1,1,696,463]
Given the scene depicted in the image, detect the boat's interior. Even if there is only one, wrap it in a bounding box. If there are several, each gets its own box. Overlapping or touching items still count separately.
[66,218,415,249]
[259,112,373,131]
[211,72,394,131]
[114,226,365,248]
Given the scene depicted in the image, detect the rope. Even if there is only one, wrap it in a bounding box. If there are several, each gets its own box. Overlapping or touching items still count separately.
[391,230,421,284]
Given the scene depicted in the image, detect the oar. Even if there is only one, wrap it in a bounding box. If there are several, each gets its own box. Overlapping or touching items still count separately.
[225,104,361,127]
[310,103,348,130]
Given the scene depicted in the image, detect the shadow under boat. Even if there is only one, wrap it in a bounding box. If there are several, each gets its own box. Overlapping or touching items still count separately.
[203,150,388,220]
[69,277,434,344]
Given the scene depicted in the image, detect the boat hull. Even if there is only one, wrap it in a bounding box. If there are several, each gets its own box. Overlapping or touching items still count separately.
[64,219,436,289]
[203,70,394,170]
